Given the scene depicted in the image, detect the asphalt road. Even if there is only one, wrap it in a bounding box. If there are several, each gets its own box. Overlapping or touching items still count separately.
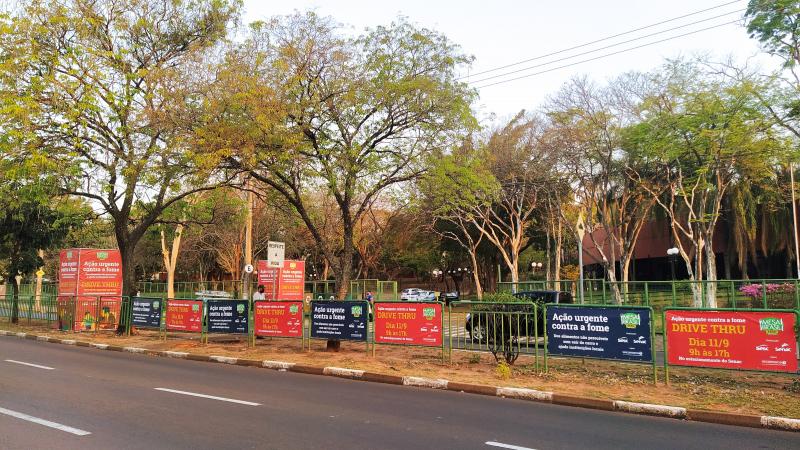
[1,338,798,450]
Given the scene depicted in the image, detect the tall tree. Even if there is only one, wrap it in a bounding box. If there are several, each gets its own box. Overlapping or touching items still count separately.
[2,0,242,317]
[544,75,658,303]
[199,12,476,300]
[626,62,785,306]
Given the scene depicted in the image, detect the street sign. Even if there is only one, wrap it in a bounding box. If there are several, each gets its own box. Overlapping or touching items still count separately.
[244,264,254,274]
[267,241,285,268]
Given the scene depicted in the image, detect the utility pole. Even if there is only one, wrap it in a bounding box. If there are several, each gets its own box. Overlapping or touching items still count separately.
[791,162,800,278]
[244,180,254,301]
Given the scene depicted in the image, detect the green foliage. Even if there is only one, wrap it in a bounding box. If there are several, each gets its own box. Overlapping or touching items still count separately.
[746,0,800,67]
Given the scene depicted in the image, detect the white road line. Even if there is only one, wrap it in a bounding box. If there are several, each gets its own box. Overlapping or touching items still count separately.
[0,406,91,436]
[154,388,261,406]
[4,359,55,370]
[486,441,537,450]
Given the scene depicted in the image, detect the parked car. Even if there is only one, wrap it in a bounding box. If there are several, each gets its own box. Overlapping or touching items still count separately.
[465,290,573,343]
[439,291,459,305]
[400,288,437,301]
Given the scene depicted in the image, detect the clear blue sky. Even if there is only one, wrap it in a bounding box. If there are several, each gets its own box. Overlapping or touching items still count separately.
[243,0,780,120]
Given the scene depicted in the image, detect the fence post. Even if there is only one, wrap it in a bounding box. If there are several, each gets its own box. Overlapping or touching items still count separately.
[795,280,800,310]
[670,280,677,306]
[730,281,736,309]
[644,282,649,307]
[761,280,768,308]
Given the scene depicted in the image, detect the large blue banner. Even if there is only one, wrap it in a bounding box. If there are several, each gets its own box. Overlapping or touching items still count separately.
[207,299,249,334]
[311,301,368,341]
[546,306,652,362]
[131,297,162,329]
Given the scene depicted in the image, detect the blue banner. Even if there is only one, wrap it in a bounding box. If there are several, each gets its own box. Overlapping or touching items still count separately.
[311,301,368,341]
[546,306,652,362]
[131,297,162,329]
[207,299,249,334]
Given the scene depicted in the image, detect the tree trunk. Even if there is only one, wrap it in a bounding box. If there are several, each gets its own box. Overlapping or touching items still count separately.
[555,217,563,291]
[469,251,483,300]
[116,235,140,334]
[704,239,718,308]
[9,274,19,324]
[161,225,184,300]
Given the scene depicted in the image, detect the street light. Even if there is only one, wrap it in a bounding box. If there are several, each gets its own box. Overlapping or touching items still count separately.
[530,262,543,276]
[667,247,679,281]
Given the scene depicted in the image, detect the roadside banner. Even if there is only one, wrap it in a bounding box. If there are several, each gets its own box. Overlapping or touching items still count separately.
[166,299,203,332]
[310,300,367,341]
[279,261,305,300]
[256,259,306,300]
[374,302,442,346]
[665,310,798,373]
[546,305,653,362]
[254,301,303,337]
[131,297,162,329]
[58,249,123,331]
[207,299,249,334]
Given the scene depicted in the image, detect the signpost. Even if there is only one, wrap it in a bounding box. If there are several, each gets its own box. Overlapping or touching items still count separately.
[664,309,799,382]
[545,304,657,383]
[267,241,285,268]
[310,300,368,346]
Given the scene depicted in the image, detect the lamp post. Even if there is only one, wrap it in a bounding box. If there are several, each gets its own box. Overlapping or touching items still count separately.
[432,269,442,290]
[530,261,543,277]
[667,247,679,281]
[576,214,586,304]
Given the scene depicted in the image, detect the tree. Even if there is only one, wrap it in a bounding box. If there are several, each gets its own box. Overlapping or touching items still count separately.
[625,62,785,306]
[2,0,242,323]
[200,12,476,301]
[544,75,658,303]
[474,113,557,285]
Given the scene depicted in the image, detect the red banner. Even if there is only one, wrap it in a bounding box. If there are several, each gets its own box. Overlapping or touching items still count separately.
[254,301,303,337]
[374,303,442,346]
[58,249,123,331]
[280,261,305,301]
[666,310,798,373]
[166,300,203,332]
[256,260,306,300]
[72,296,122,332]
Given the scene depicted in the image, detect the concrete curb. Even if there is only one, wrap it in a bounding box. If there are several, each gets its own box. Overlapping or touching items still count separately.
[2,330,798,433]
[614,401,686,418]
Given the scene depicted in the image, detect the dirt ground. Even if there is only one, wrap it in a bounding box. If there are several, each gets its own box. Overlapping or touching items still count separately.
[4,322,799,419]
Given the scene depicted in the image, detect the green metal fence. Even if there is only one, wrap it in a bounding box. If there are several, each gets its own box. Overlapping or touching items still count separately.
[447,301,541,368]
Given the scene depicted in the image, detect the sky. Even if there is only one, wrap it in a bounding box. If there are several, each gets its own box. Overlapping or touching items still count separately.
[242,0,782,121]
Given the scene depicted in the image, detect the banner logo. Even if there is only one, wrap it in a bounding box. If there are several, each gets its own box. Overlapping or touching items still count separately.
[351,305,362,318]
[423,307,436,320]
[96,251,109,260]
[289,304,299,314]
[620,312,641,329]
[760,318,784,335]
[237,304,245,314]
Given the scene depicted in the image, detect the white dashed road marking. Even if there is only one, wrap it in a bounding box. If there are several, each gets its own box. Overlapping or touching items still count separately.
[154,388,261,406]
[4,359,55,370]
[0,406,91,436]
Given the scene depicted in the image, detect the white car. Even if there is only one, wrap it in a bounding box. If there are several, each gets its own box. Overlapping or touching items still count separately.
[400,288,436,301]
